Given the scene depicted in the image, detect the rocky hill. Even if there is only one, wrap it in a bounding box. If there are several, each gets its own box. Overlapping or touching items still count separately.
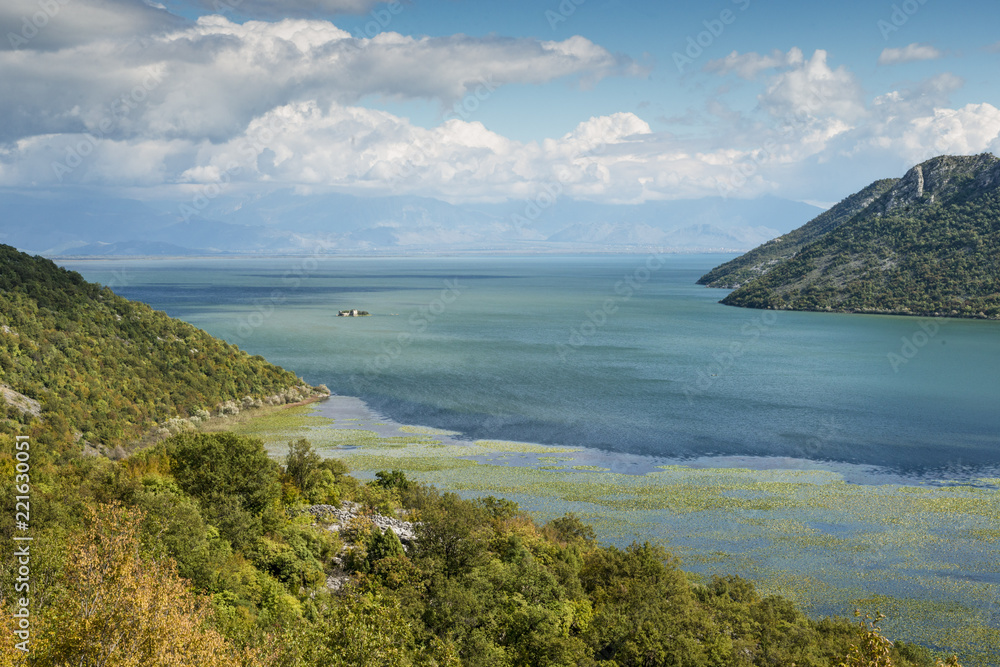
[701,154,1000,319]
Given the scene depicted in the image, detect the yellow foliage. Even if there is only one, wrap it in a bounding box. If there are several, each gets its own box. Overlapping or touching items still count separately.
[33,503,240,667]
[839,612,895,667]
[839,611,964,667]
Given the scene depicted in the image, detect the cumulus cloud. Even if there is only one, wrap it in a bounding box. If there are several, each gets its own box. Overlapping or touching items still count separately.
[0,102,664,202]
[758,49,866,122]
[5,88,1000,205]
[704,47,804,79]
[871,72,964,119]
[0,14,639,144]
[1,11,998,207]
[878,42,943,65]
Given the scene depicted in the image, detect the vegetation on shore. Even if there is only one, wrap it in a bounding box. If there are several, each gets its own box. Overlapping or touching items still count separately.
[0,433,965,666]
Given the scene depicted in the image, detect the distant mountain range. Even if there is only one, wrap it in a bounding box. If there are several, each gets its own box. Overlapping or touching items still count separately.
[0,188,823,256]
[700,154,1000,319]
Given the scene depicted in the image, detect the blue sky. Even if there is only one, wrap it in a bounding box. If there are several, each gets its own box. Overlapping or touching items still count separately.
[1,0,999,207]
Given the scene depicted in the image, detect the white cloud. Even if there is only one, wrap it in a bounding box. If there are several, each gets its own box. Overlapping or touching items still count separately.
[5,88,1000,205]
[758,49,866,123]
[889,103,1000,163]
[878,43,943,65]
[0,14,639,144]
[2,14,998,208]
[704,47,804,79]
[871,73,964,120]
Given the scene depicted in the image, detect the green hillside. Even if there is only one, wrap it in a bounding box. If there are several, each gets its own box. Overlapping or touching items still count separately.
[705,154,1000,319]
[0,244,315,452]
[697,179,899,288]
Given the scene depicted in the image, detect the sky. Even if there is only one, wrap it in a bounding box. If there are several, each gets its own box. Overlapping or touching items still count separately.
[1,0,999,208]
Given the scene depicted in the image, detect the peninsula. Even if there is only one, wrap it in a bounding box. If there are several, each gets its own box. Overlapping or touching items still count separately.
[699,154,1000,319]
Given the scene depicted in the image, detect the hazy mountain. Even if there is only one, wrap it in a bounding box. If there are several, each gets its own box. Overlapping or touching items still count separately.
[0,187,823,256]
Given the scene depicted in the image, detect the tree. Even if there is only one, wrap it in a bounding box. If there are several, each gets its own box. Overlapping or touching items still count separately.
[413,492,487,579]
[166,432,281,517]
[284,438,321,496]
[35,503,239,667]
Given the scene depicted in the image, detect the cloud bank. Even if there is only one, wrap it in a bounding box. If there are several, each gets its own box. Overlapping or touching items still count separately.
[1,2,998,204]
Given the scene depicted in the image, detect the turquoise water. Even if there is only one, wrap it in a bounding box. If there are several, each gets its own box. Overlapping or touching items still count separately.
[61,254,1000,479]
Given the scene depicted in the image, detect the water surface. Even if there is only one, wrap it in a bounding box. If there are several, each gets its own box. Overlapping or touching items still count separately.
[61,254,1000,480]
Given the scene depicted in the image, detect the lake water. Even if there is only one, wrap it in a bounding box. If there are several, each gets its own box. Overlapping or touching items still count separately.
[61,254,1000,481]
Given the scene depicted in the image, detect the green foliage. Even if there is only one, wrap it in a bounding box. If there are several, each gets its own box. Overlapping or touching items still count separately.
[166,432,281,515]
[164,432,282,550]
[546,512,596,544]
[373,468,412,491]
[0,243,307,451]
[413,491,489,579]
[284,438,322,497]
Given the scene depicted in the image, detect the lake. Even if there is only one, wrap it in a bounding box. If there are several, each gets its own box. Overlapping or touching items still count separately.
[61,253,1000,481]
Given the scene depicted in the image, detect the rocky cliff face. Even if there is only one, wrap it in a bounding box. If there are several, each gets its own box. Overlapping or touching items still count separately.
[875,153,1000,216]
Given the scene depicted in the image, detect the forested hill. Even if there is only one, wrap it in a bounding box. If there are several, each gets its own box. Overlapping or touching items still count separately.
[697,178,899,289]
[0,243,319,453]
[701,154,1000,319]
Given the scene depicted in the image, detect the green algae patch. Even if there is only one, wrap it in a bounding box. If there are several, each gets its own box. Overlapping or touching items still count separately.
[214,403,335,445]
[400,425,461,436]
[473,439,581,454]
[571,465,611,472]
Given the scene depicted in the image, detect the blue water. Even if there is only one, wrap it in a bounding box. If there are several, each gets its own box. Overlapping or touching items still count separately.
[61,254,1000,478]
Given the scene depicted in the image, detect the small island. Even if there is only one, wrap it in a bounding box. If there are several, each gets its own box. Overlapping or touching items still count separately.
[337,309,370,317]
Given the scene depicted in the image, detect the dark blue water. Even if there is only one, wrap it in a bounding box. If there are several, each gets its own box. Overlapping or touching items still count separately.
[62,254,1000,477]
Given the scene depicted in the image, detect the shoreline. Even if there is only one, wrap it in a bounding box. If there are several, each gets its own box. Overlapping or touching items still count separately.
[308,393,998,488]
[217,392,1000,665]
